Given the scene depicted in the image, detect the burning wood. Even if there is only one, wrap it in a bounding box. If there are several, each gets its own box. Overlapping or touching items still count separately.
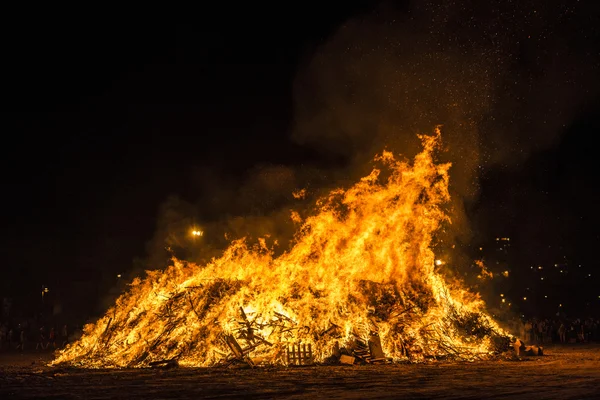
[367,334,386,362]
[51,130,512,369]
[339,355,355,365]
[287,344,314,366]
[513,339,544,357]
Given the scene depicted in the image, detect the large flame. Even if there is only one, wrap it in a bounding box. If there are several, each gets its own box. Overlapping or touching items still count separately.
[53,129,508,368]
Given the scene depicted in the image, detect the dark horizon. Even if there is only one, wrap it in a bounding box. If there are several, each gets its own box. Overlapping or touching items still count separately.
[2,1,600,324]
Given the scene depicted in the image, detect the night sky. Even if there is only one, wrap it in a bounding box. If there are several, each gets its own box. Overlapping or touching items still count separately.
[2,1,600,323]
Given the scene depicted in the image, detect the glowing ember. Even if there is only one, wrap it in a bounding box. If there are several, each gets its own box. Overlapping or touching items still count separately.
[52,129,509,368]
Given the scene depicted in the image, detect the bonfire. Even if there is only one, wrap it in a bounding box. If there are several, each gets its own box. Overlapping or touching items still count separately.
[52,129,511,368]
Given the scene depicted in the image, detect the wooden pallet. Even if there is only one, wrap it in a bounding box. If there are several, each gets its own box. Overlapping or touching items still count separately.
[287,343,314,366]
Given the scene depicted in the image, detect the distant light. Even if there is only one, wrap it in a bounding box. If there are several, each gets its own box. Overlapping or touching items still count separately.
[501,298,506,303]
[192,230,204,237]
[502,270,509,277]
[500,293,504,297]
[560,270,563,273]
[523,297,527,301]
[530,266,534,269]
[117,274,122,278]
[435,259,443,266]
[479,247,483,251]
[538,266,543,270]
[541,277,544,280]
[545,295,548,298]
[559,304,562,307]
[589,274,592,277]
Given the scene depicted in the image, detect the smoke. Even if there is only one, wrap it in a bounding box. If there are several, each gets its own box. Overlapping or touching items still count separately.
[139,165,316,270]
[291,0,600,248]
[136,0,600,299]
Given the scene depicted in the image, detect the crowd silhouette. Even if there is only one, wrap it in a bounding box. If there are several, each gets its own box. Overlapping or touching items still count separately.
[0,320,77,353]
[508,317,600,344]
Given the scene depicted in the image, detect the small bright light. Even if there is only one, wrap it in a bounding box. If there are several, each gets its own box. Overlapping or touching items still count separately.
[538,266,543,270]
[541,277,544,280]
[502,270,509,277]
[501,298,506,303]
[545,295,548,298]
[559,304,562,307]
[117,274,122,278]
[523,297,527,301]
[435,259,443,266]
[192,230,203,237]
[500,293,504,297]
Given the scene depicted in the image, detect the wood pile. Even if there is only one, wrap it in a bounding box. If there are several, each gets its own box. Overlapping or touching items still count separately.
[55,278,512,368]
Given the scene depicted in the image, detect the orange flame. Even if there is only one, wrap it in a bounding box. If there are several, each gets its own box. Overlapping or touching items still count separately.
[52,129,508,368]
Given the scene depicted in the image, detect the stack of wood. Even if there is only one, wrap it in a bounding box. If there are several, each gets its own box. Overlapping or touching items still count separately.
[55,277,511,368]
[341,332,389,365]
[218,306,289,367]
[216,281,512,366]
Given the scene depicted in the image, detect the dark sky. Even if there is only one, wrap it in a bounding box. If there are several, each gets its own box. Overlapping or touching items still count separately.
[2,1,600,321]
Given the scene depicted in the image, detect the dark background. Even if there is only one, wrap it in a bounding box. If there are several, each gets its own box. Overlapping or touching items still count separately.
[1,1,599,324]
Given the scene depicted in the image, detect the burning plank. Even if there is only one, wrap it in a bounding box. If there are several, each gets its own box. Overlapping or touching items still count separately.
[513,339,544,357]
[339,355,355,365]
[224,334,255,367]
[367,334,386,362]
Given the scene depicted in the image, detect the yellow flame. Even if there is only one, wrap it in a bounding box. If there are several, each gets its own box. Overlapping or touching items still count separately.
[52,129,507,368]
[475,260,493,280]
[292,189,307,199]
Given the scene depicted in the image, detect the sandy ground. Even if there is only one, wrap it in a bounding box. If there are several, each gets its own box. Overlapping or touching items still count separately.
[1,344,600,399]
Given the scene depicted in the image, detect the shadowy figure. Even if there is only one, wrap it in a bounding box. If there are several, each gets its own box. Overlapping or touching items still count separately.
[36,327,46,350]
[61,324,68,347]
[16,328,26,352]
[46,327,56,349]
